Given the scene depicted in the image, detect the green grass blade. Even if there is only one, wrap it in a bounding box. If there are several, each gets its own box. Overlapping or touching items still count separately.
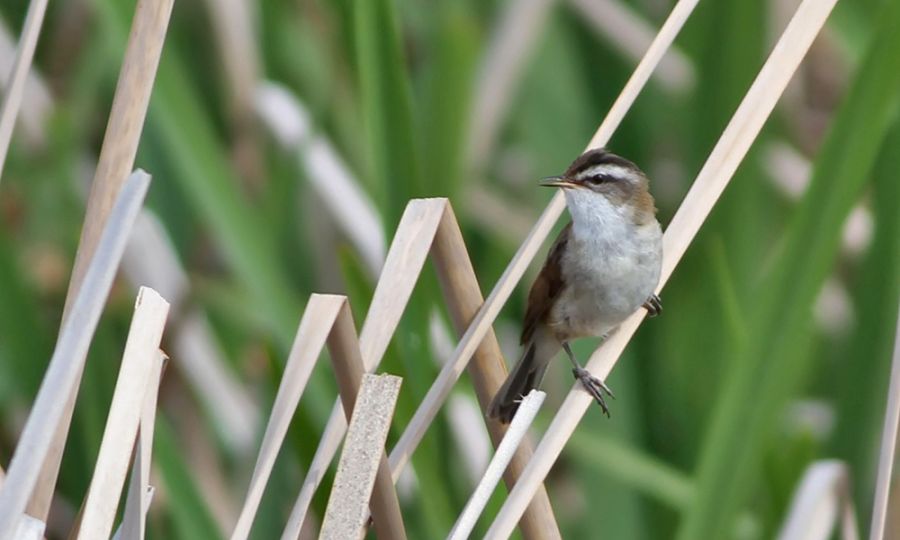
[567,429,694,511]
[353,0,420,227]
[831,118,900,520]
[153,417,223,540]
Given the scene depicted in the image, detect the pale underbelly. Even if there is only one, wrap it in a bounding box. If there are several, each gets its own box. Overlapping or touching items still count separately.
[548,262,657,340]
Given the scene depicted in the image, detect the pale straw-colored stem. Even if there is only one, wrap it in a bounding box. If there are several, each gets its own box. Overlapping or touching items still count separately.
[113,487,155,540]
[281,200,445,538]
[327,305,407,540]
[78,290,170,540]
[0,0,48,181]
[320,374,404,540]
[402,202,561,539]
[777,460,858,540]
[0,171,151,539]
[63,0,174,314]
[29,0,174,522]
[230,295,345,540]
[117,351,166,540]
[869,297,900,540]
[388,0,700,488]
[448,390,547,540]
[0,16,52,147]
[485,0,838,535]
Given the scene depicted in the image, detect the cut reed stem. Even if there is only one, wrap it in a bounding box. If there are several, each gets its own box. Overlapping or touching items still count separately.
[319,374,404,540]
[327,306,407,540]
[78,288,170,540]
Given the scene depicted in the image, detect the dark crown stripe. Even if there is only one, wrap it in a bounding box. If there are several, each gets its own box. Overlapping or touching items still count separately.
[565,148,641,178]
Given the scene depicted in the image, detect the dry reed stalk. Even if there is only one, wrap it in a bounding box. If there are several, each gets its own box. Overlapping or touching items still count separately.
[117,351,166,540]
[395,201,561,539]
[328,307,407,540]
[282,199,446,536]
[63,0,174,312]
[0,0,48,180]
[78,290,170,539]
[567,0,695,93]
[777,461,858,540]
[11,515,44,540]
[388,0,700,491]
[230,295,346,540]
[284,199,560,539]
[30,0,174,522]
[448,390,547,540]
[0,16,52,148]
[114,487,155,540]
[0,171,151,539]
[320,375,403,540]
[869,297,900,540]
[485,0,839,535]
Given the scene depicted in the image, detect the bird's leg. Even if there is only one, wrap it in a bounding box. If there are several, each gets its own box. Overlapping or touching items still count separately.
[562,342,614,417]
[642,294,662,317]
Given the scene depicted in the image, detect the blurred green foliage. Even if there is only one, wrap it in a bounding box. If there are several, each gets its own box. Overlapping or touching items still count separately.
[0,0,898,538]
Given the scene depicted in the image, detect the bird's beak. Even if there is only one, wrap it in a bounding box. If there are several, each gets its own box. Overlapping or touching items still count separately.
[539,176,578,189]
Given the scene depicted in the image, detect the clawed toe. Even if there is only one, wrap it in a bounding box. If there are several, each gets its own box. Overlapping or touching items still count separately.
[643,294,663,317]
[572,367,614,417]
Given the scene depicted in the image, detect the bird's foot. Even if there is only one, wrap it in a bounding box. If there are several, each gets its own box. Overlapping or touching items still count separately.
[572,367,614,417]
[643,294,662,317]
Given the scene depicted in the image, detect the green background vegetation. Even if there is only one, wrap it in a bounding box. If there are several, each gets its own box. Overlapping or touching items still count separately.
[0,0,898,538]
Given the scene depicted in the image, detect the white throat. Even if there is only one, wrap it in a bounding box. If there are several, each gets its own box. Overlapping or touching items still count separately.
[563,188,630,243]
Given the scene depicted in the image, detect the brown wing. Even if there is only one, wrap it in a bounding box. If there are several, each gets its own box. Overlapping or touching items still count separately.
[520,222,571,345]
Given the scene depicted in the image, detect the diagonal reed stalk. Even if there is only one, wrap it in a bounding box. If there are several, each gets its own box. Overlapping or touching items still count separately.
[78,288,170,539]
[0,171,151,539]
[0,0,48,181]
[448,390,547,540]
[117,350,166,539]
[483,0,838,536]
[26,0,174,524]
[231,295,345,540]
[869,302,900,540]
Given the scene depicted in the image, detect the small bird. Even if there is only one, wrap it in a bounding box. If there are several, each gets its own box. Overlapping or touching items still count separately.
[488,148,663,423]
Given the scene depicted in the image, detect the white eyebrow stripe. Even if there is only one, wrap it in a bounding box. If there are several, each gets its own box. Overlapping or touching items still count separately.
[575,164,633,181]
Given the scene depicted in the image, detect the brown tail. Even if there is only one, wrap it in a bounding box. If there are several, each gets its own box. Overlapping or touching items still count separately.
[488,342,549,424]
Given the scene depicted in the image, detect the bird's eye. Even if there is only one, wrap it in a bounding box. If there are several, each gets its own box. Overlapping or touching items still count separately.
[586,174,613,185]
